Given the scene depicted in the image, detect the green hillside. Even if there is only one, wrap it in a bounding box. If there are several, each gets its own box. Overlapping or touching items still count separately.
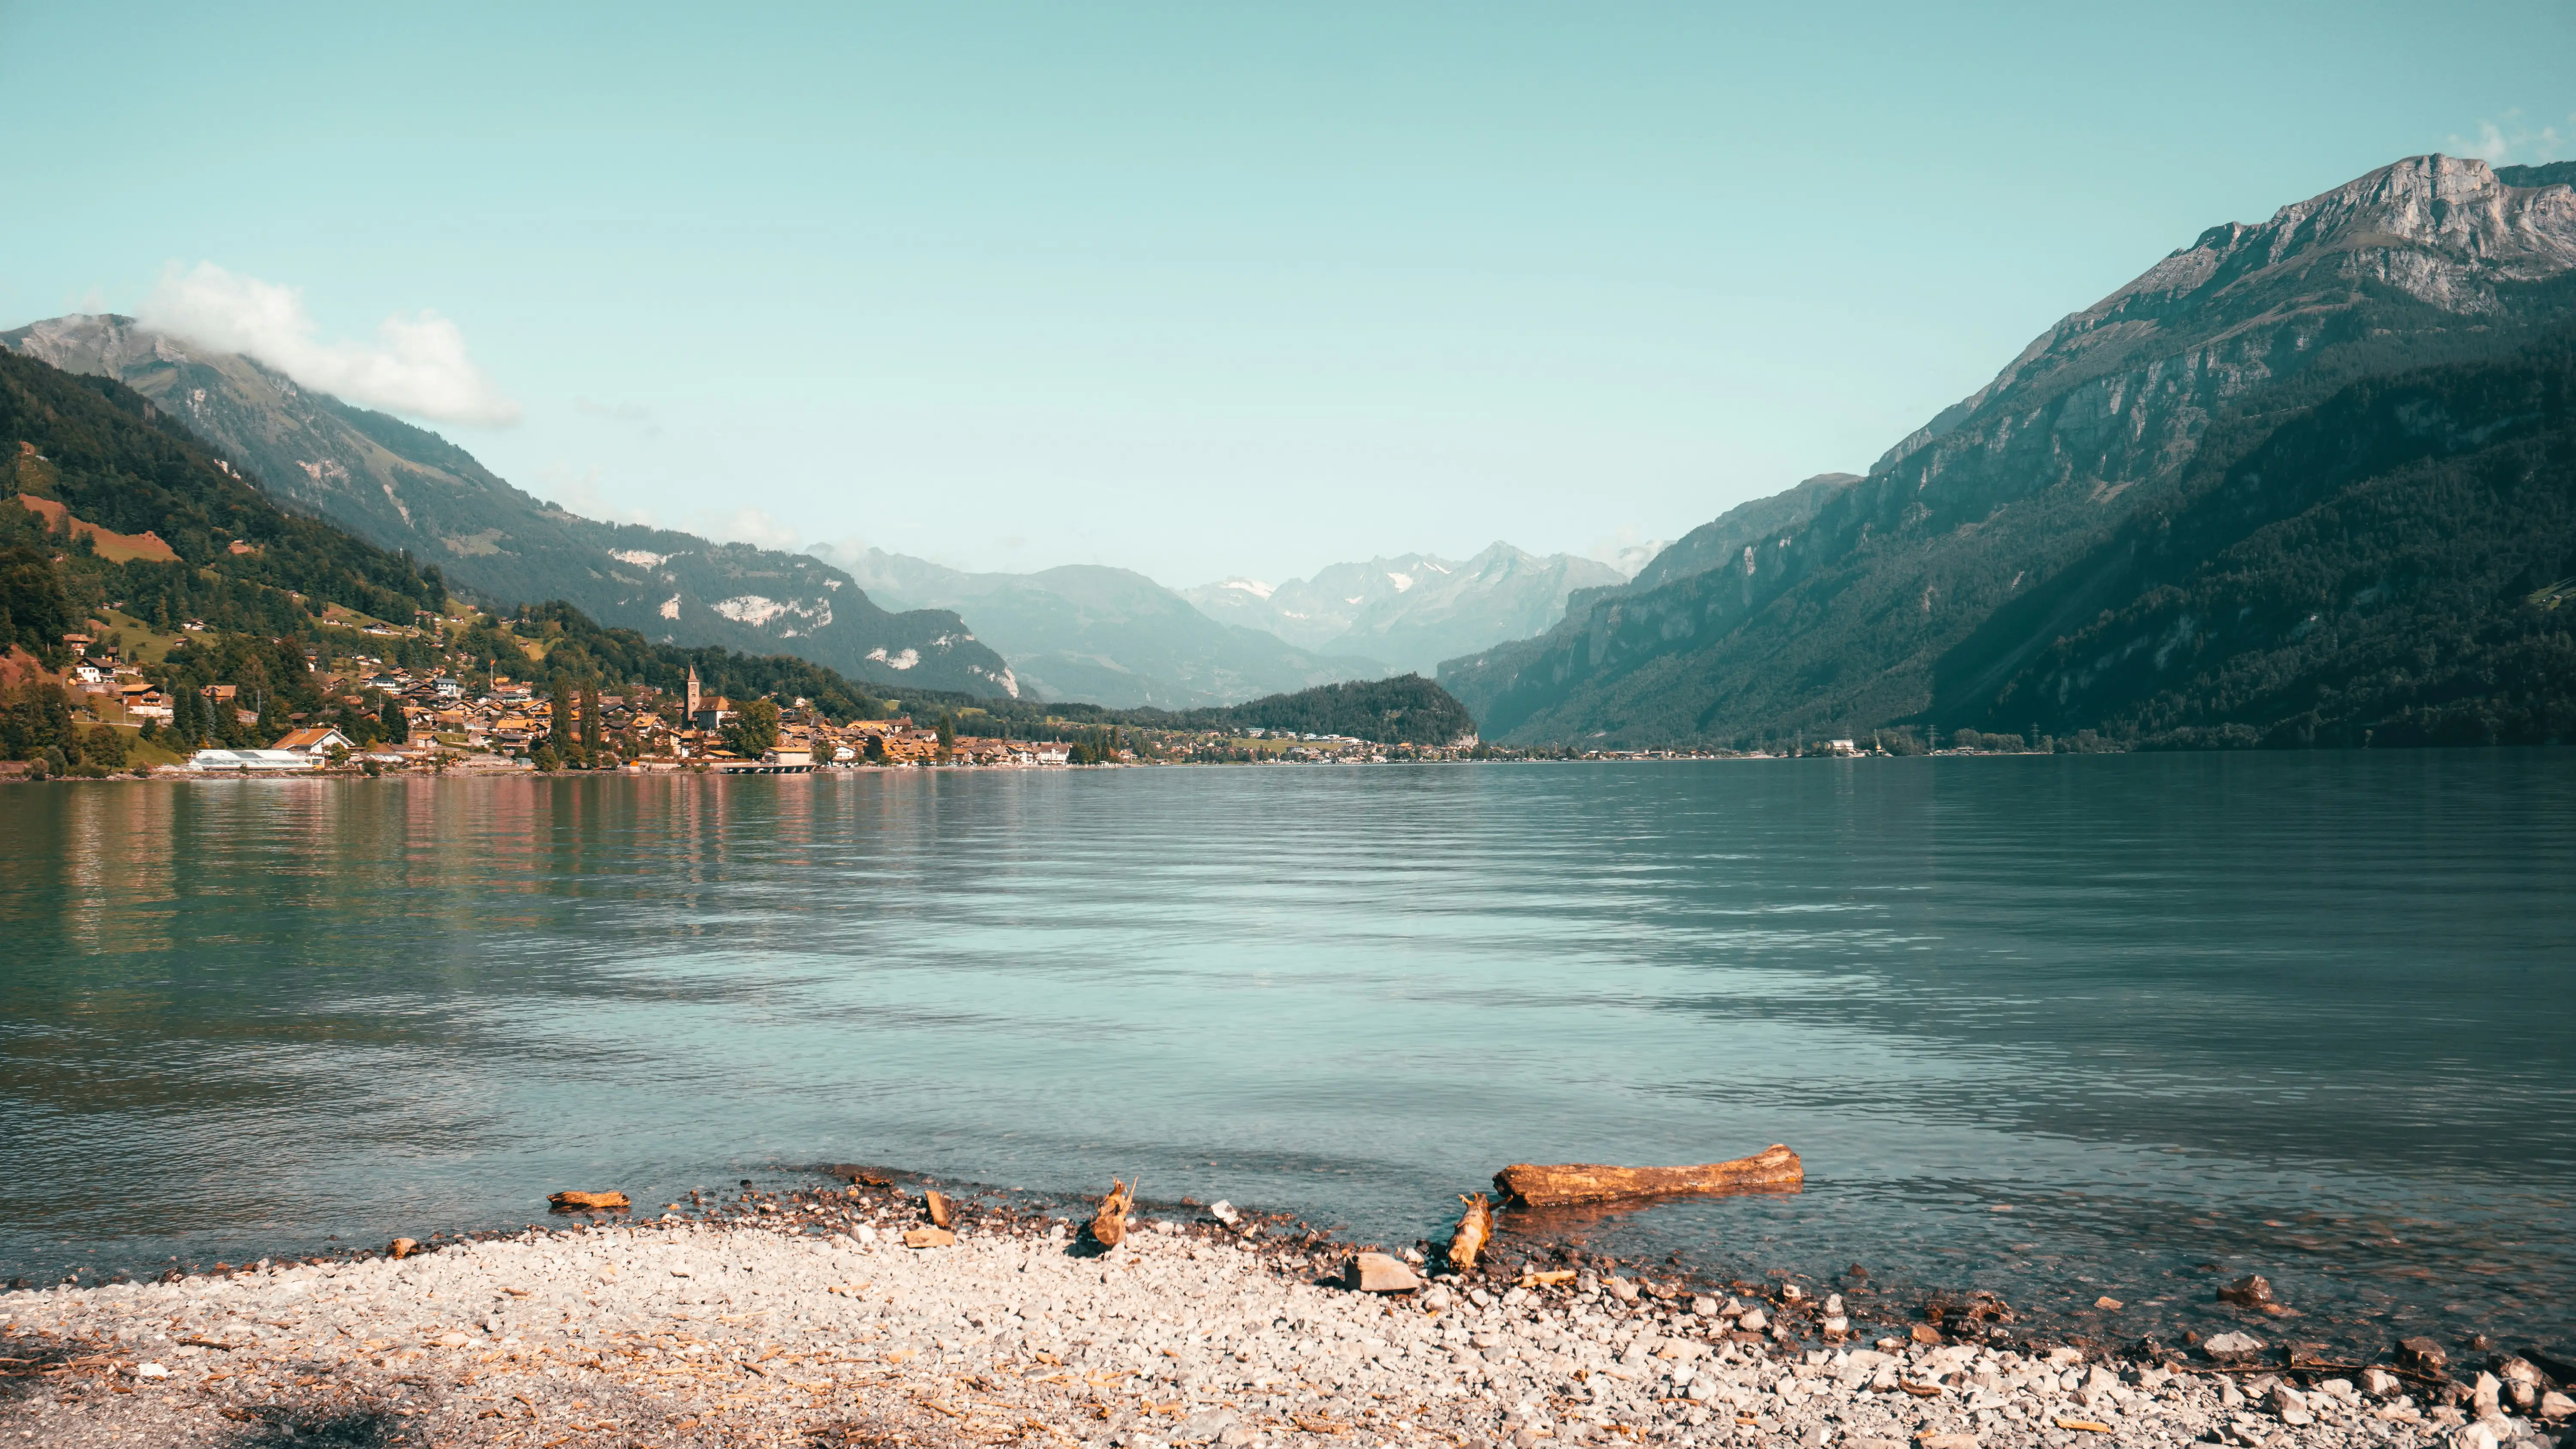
[891,672,1477,747]
[1,349,443,658]
[0,349,899,768]
[1939,332,2576,748]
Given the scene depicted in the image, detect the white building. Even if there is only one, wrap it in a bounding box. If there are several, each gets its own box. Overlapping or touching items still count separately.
[188,749,321,772]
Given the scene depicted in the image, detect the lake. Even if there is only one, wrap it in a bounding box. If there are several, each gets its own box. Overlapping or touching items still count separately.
[2,755,2570,1355]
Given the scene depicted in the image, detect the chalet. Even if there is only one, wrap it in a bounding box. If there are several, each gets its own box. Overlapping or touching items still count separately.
[61,633,90,656]
[272,726,356,758]
[692,696,737,732]
[1034,742,1073,765]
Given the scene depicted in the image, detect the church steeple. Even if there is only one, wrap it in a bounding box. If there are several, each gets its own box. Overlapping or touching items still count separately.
[685,665,701,718]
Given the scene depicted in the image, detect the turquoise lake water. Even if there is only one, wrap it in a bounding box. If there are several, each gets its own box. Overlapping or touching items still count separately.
[1,756,2570,1353]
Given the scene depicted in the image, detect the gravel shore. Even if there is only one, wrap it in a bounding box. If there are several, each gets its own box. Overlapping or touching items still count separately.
[3,1182,2564,1449]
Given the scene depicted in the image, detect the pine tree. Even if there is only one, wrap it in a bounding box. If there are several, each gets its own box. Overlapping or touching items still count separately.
[380,695,410,744]
[550,671,574,761]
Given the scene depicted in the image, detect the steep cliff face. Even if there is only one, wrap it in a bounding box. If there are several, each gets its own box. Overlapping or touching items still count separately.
[1442,155,2576,746]
[0,315,1022,698]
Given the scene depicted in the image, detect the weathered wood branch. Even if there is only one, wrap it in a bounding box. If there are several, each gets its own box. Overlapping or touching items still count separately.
[547,1190,631,1212]
[1492,1145,1801,1207]
[1089,1178,1136,1250]
[1449,1193,1493,1271]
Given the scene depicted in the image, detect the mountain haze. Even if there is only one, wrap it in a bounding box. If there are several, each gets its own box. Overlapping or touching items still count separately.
[1443,155,2576,748]
[0,315,1021,699]
[1185,543,1628,675]
[811,546,1390,709]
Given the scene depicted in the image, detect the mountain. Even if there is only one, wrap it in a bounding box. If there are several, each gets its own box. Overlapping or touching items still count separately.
[1442,154,2576,747]
[0,315,1021,699]
[811,546,1390,709]
[1935,329,2576,748]
[2,348,443,656]
[1183,543,1628,674]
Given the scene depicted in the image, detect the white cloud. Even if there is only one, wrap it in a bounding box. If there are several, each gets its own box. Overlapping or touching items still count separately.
[139,262,521,426]
[697,506,804,552]
[1588,525,1670,578]
[2448,112,2568,166]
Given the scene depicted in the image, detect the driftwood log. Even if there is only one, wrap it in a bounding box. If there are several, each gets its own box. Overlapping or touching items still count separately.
[1090,1179,1136,1250]
[1492,1145,1801,1207]
[924,1190,954,1228]
[1449,1193,1493,1271]
[547,1190,631,1212]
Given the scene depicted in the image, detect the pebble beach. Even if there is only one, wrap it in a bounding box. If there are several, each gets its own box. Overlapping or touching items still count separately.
[5,1179,2568,1449]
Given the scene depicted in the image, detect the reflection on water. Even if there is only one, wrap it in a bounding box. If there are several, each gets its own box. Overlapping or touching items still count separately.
[1,755,2571,1351]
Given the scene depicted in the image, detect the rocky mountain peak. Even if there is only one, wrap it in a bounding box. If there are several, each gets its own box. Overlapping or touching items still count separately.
[1873,155,2576,481]
[2136,153,2576,309]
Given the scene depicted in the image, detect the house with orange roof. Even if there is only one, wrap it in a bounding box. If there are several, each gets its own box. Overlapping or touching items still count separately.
[271,726,355,758]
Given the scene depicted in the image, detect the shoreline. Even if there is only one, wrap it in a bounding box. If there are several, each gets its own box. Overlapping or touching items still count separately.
[6,1176,2564,1449]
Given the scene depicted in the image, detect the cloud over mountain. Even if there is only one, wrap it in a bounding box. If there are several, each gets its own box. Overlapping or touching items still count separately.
[139,262,522,427]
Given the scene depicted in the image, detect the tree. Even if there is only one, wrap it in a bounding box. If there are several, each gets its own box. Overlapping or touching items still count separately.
[0,544,74,664]
[1,680,75,761]
[380,694,410,744]
[936,711,957,762]
[83,724,129,769]
[725,697,781,757]
[581,682,603,758]
[549,671,574,759]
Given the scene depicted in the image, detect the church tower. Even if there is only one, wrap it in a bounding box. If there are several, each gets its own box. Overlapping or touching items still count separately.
[685,665,701,718]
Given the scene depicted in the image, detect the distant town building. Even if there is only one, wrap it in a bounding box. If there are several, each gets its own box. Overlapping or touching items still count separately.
[187,749,320,772]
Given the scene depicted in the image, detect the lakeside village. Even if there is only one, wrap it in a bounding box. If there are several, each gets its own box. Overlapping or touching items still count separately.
[1,613,2122,782]
[0,617,1496,780]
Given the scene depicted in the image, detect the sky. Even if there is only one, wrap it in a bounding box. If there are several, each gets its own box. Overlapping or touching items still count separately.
[5,2,2574,588]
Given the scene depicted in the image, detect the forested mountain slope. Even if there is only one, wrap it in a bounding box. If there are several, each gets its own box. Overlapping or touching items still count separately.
[0,315,1020,698]
[1937,331,2576,747]
[1442,155,2576,747]
[1,349,443,657]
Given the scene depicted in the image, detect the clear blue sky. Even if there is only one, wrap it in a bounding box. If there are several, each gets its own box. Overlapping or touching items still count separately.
[6,2,2573,586]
